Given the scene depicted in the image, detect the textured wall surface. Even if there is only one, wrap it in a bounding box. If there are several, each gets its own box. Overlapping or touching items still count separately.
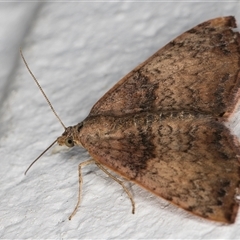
[1,2,240,238]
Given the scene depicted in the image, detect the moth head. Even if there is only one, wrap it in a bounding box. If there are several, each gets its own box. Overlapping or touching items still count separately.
[57,126,76,148]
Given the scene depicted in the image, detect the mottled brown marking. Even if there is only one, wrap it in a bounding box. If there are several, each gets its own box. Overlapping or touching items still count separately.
[56,16,240,223]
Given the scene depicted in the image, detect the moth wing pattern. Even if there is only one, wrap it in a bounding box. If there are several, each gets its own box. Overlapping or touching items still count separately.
[78,16,240,223]
[80,113,240,223]
[89,16,240,119]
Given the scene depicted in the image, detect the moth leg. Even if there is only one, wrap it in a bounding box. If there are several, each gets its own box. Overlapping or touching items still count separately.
[69,158,95,220]
[95,162,135,214]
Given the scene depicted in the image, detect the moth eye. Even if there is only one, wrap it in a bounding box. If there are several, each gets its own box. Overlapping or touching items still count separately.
[65,138,74,147]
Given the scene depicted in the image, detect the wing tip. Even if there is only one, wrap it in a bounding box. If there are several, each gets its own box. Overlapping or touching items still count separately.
[203,16,237,29]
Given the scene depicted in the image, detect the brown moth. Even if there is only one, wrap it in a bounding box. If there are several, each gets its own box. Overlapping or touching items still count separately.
[22,16,240,224]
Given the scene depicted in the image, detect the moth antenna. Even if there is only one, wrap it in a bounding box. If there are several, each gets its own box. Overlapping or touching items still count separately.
[20,49,66,130]
[24,139,58,175]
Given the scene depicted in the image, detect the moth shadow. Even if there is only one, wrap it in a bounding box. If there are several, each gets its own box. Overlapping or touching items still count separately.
[58,146,100,177]
[59,146,90,161]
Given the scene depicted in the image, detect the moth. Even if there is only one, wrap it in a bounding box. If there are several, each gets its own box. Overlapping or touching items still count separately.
[22,16,240,224]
